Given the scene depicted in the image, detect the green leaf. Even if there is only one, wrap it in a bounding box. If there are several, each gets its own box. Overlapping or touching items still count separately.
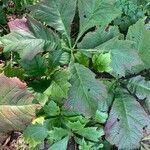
[79,139,92,150]
[74,52,89,67]
[20,55,46,77]
[78,26,120,49]
[1,17,58,60]
[48,127,69,143]
[29,0,77,44]
[34,93,49,106]
[44,101,60,116]
[0,75,39,139]
[105,92,150,150]
[94,110,108,124]
[44,69,71,101]
[92,52,112,72]
[0,6,6,24]
[127,76,150,111]
[76,127,104,142]
[4,64,25,80]
[24,123,48,148]
[127,19,150,67]
[66,120,85,131]
[49,136,70,150]
[1,30,44,60]
[27,16,58,51]
[77,0,121,41]
[64,63,107,117]
[59,52,71,65]
[48,49,63,70]
[97,38,142,77]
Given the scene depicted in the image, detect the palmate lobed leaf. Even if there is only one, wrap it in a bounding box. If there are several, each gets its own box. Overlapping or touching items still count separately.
[19,55,47,77]
[105,91,150,150]
[0,74,40,142]
[77,26,120,50]
[64,63,107,117]
[77,0,121,41]
[29,0,77,45]
[1,17,58,60]
[96,38,142,77]
[44,69,71,101]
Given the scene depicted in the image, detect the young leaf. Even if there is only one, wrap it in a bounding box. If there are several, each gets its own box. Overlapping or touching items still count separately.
[29,0,77,44]
[127,19,150,67]
[94,110,108,124]
[77,0,121,41]
[64,63,107,117]
[0,75,39,139]
[105,92,150,150]
[20,55,46,77]
[44,69,71,101]
[76,127,104,142]
[127,76,150,111]
[48,127,69,143]
[92,52,112,72]
[49,136,70,150]
[24,123,48,148]
[97,38,142,77]
[44,101,60,116]
[79,139,92,150]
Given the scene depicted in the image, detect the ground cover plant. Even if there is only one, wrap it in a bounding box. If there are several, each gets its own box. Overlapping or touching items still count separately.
[0,0,150,149]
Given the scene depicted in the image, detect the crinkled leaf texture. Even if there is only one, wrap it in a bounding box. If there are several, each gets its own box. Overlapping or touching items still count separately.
[127,76,150,111]
[44,69,71,101]
[20,55,46,77]
[64,63,107,117]
[1,17,58,60]
[0,75,39,142]
[105,91,150,150]
[97,38,142,77]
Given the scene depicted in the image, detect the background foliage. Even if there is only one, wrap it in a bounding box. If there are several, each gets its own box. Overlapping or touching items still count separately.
[0,0,150,149]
